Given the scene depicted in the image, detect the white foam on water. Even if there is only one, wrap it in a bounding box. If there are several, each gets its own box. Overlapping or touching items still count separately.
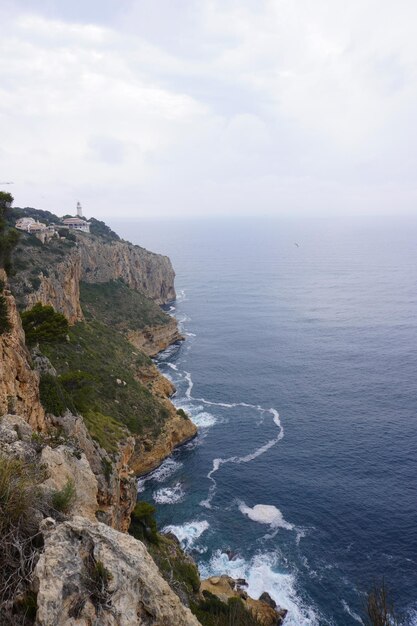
[239,502,294,531]
[153,482,185,505]
[185,331,196,337]
[163,520,209,550]
[200,550,320,626]
[341,600,363,623]
[137,457,183,493]
[167,362,178,371]
[176,289,187,302]
[184,371,194,398]
[192,411,217,428]
[200,407,284,508]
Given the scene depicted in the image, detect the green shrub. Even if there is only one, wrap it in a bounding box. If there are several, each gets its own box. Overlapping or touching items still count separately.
[21,303,69,345]
[51,478,76,513]
[177,408,189,419]
[0,294,11,334]
[39,373,73,416]
[191,593,261,626]
[130,501,159,544]
[29,276,41,291]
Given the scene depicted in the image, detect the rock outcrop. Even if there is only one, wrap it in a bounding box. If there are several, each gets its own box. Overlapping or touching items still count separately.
[48,411,137,533]
[26,248,83,324]
[78,236,176,304]
[34,516,201,626]
[127,317,184,357]
[0,271,45,430]
[131,362,197,475]
[201,576,288,626]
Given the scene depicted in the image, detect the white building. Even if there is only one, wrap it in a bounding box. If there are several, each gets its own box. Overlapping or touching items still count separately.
[15,217,47,233]
[62,217,91,233]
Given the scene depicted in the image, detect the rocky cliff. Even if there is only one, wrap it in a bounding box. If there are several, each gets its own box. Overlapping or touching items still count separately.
[25,248,83,324]
[78,236,176,304]
[0,270,45,430]
[127,317,184,357]
[10,231,176,325]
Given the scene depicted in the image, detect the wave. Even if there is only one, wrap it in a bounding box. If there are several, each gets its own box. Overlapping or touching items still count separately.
[199,550,320,626]
[137,457,182,492]
[238,502,294,531]
[153,482,185,505]
[162,519,209,550]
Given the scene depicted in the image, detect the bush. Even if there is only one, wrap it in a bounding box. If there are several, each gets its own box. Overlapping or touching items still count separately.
[191,593,261,626]
[0,454,45,615]
[129,501,159,544]
[365,581,400,626]
[39,373,73,416]
[177,408,189,419]
[51,479,76,513]
[21,303,69,345]
[0,294,11,335]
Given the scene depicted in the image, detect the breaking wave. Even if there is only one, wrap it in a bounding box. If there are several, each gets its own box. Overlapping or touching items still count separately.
[153,482,185,505]
[162,520,210,550]
[199,550,320,626]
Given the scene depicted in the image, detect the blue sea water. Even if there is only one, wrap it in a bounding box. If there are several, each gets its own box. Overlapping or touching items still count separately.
[112,216,417,625]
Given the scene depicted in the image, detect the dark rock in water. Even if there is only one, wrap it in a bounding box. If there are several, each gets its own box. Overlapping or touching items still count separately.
[259,592,277,609]
[236,577,248,587]
[225,549,238,561]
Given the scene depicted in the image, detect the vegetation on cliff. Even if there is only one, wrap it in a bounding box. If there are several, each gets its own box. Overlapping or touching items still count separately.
[30,307,168,453]
[21,303,69,345]
[80,279,170,331]
[0,192,19,275]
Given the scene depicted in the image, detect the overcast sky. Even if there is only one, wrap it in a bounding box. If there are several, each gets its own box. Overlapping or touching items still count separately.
[1,0,417,219]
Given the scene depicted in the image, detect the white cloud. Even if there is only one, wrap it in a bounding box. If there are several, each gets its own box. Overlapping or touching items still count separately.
[0,1,417,217]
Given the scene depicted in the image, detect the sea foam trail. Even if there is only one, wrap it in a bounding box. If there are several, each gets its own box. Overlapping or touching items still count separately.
[199,550,320,626]
[341,600,363,624]
[200,406,284,508]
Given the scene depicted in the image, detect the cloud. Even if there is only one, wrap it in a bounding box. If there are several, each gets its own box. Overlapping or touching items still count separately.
[0,1,417,217]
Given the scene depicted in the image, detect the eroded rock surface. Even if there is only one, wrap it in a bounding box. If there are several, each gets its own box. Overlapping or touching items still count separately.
[0,272,45,429]
[34,516,201,626]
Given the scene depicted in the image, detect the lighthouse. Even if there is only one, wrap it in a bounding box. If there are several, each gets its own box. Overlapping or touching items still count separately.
[76,202,83,218]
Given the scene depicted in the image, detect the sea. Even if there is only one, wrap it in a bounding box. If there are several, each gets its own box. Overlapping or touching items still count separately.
[112,216,417,626]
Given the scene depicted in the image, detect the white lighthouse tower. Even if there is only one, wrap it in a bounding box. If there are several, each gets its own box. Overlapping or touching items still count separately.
[76,202,83,218]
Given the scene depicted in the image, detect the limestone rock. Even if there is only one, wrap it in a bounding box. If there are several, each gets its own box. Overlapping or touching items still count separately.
[49,411,137,532]
[25,247,83,324]
[0,272,45,429]
[34,516,201,626]
[40,445,99,521]
[127,318,184,357]
[79,237,176,304]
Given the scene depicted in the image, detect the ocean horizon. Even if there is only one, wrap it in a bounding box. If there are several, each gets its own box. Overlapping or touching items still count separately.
[112,215,417,625]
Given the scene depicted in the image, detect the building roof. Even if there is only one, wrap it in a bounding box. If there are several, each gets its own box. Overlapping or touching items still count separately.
[62,217,89,225]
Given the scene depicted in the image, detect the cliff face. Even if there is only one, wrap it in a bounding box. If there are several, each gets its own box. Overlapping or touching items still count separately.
[132,361,197,475]
[0,271,45,430]
[26,248,83,324]
[78,236,176,304]
[12,233,176,324]
[127,317,184,357]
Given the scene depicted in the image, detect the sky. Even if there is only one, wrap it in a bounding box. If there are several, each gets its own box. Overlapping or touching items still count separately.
[1,0,417,219]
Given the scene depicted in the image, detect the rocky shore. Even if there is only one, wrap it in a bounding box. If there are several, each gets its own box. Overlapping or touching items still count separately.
[0,207,287,625]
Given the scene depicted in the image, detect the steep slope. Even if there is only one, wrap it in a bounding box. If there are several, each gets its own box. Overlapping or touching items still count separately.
[0,270,45,429]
